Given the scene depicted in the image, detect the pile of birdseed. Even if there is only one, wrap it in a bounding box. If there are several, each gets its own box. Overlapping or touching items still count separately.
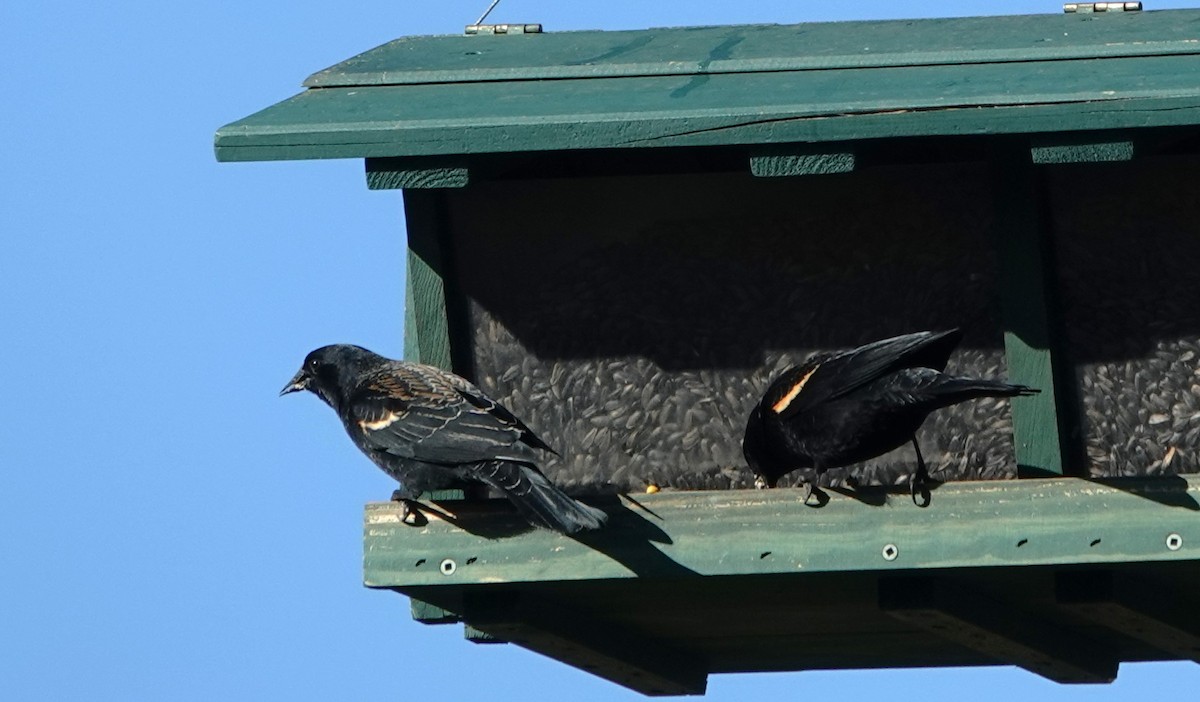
[448,165,1024,493]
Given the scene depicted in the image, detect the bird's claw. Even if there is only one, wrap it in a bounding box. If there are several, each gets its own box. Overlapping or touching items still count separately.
[910,467,931,508]
[801,480,815,506]
[390,491,425,526]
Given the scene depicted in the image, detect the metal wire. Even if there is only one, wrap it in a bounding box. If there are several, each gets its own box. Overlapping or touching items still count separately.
[475,0,502,25]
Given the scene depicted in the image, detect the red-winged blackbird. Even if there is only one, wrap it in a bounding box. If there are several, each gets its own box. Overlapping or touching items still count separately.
[281,345,607,534]
[742,329,1038,505]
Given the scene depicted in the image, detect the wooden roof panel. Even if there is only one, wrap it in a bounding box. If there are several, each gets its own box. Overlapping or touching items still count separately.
[216,52,1200,161]
[305,11,1200,86]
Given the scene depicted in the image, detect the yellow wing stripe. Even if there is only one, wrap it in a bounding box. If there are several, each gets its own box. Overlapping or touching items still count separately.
[359,411,405,431]
[771,364,820,414]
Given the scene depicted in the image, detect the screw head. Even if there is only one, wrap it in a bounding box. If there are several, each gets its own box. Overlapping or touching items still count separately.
[882,544,899,561]
[440,558,458,575]
[1166,533,1183,552]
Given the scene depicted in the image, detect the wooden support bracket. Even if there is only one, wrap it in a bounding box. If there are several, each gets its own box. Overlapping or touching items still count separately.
[749,146,856,177]
[880,576,1118,684]
[1031,138,1136,164]
[464,624,506,644]
[401,191,467,623]
[1057,570,1200,664]
[410,599,460,625]
[991,146,1073,476]
[367,157,469,189]
[403,193,454,368]
[462,591,708,696]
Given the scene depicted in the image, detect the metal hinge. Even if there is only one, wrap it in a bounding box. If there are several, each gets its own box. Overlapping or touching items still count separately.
[1064,2,1142,12]
[465,23,542,35]
[465,0,542,35]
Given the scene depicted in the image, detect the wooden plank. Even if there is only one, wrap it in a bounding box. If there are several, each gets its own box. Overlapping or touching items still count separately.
[215,53,1200,162]
[401,190,454,369]
[1057,570,1200,663]
[410,599,460,625]
[1031,137,1136,164]
[366,157,469,189]
[991,147,1072,477]
[464,624,505,644]
[403,493,469,626]
[750,147,855,177]
[400,193,465,623]
[880,576,1118,683]
[385,562,1200,687]
[364,476,1200,589]
[401,488,468,620]
[304,11,1200,87]
[462,591,708,696]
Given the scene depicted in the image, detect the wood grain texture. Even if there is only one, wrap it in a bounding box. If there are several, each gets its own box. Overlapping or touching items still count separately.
[992,149,1071,476]
[304,11,1200,87]
[216,52,1200,162]
[1057,570,1200,663]
[881,576,1118,683]
[365,476,1200,588]
[1031,139,1136,164]
[402,191,453,368]
[750,148,856,176]
[367,157,469,189]
[373,478,1199,688]
[462,591,708,695]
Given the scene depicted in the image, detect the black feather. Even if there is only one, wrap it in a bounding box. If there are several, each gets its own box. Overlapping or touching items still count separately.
[744,329,1038,492]
[283,344,606,533]
[469,461,607,533]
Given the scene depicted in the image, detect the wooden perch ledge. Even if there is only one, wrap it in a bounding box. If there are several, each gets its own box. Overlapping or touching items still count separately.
[365,476,1200,695]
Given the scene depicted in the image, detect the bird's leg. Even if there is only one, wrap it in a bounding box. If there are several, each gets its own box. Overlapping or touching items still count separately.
[910,438,931,507]
[390,489,424,526]
[801,465,825,506]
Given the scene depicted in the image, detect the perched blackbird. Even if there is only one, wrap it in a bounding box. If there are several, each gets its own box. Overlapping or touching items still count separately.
[281,344,607,534]
[742,329,1038,505]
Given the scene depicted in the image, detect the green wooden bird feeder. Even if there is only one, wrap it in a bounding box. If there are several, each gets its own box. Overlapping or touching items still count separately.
[218,6,1200,695]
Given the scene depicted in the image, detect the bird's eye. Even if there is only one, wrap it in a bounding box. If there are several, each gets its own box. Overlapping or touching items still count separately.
[308,358,320,371]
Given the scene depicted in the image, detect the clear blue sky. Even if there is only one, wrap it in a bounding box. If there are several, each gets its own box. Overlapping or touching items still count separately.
[4,1,1200,700]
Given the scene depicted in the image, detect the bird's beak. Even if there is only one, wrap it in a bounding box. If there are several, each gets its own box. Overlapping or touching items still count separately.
[280,369,310,396]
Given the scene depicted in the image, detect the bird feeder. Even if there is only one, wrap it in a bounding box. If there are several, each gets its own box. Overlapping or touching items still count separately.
[217,7,1200,695]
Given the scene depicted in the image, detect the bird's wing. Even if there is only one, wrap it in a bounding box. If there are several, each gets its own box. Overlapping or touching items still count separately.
[348,365,543,464]
[448,380,557,455]
[769,329,962,420]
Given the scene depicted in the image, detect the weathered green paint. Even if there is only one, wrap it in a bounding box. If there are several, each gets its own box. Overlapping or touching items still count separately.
[365,477,1200,588]
[991,148,1071,477]
[463,625,504,644]
[216,49,1200,162]
[410,599,460,624]
[749,148,856,177]
[1056,571,1200,663]
[366,157,469,189]
[373,479,1199,689]
[1031,138,1136,164]
[400,192,464,624]
[304,11,1200,87]
[880,576,1118,683]
[402,191,454,368]
[461,591,708,696]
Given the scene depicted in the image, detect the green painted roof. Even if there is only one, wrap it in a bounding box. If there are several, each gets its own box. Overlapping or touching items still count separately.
[216,9,1200,162]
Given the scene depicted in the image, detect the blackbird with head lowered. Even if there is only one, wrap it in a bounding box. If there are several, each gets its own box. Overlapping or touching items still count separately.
[281,344,607,534]
[743,329,1038,505]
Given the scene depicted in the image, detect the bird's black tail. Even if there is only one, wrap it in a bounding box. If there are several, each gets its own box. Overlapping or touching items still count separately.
[933,377,1040,408]
[470,461,608,534]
